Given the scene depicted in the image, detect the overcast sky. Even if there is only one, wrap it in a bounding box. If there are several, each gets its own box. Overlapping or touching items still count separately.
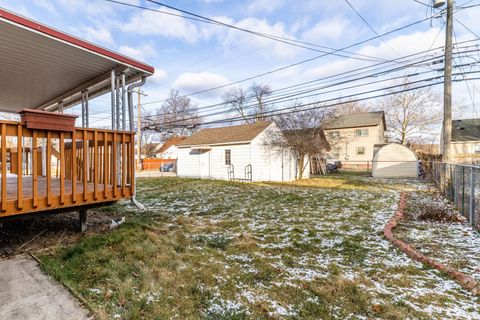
[1,0,479,129]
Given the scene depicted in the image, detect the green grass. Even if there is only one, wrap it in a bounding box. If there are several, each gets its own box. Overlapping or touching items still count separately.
[38,177,479,319]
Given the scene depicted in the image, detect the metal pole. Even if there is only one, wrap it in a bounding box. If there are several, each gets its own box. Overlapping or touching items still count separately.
[81,91,85,128]
[470,168,475,225]
[137,89,142,170]
[442,0,453,163]
[85,90,89,128]
[116,76,121,131]
[121,73,126,131]
[110,70,116,130]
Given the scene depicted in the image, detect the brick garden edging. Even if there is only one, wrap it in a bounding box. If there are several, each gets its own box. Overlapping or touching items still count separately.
[383,192,480,296]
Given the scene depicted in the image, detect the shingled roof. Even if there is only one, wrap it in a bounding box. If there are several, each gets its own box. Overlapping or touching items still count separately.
[178,122,272,147]
[452,119,480,142]
[157,136,186,153]
[324,111,386,130]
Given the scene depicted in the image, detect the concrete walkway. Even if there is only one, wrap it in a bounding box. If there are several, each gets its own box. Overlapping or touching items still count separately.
[0,254,89,320]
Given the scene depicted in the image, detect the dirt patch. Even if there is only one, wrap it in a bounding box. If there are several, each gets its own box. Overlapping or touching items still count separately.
[0,209,118,258]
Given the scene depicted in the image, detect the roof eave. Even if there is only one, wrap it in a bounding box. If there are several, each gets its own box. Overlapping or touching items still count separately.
[0,8,154,74]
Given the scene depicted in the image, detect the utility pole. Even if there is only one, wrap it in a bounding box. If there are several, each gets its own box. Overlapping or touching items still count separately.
[137,89,142,170]
[442,0,453,163]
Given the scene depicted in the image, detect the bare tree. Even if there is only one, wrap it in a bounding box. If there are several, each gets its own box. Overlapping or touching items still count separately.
[379,77,442,144]
[223,83,272,124]
[331,98,369,116]
[249,83,272,121]
[222,88,251,123]
[267,104,332,179]
[150,90,201,139]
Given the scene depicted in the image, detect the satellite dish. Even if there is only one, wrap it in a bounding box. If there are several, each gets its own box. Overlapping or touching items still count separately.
[433,0,446,8]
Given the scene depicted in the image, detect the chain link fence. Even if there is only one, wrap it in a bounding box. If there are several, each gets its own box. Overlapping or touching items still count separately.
[432,162,480,231]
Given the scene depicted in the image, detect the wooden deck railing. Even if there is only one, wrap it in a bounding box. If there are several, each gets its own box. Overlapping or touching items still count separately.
[0,121,135,218]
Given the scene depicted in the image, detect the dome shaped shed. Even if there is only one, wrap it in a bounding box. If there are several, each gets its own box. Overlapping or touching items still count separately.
[372,143,418,178]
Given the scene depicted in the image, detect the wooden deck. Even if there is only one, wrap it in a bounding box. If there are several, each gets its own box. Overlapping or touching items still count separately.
[0,121,136,218]
[2,175,107,199]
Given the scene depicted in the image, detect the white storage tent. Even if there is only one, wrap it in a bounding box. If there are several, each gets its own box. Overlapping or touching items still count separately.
[372,143,418,178]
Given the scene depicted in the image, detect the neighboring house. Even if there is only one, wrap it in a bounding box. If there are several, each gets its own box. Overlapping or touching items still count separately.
[323,111,386,168]
[154,136,186,159]
[444,119,480,163]
[177,122,309,182]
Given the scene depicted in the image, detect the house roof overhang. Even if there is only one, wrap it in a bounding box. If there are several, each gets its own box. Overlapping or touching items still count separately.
[0,8,154,113]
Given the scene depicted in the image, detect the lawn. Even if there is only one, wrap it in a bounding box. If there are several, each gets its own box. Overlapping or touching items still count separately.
[38,177,479,319]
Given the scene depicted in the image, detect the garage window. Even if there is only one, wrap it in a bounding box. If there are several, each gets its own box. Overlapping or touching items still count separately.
[225,149,231,165]
[356,147,366,155]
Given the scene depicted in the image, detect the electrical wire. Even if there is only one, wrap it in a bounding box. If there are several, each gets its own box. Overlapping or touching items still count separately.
[147,67,480,128]
[343,0,401,56]
[143,42,479,117]
[137,6,451,105]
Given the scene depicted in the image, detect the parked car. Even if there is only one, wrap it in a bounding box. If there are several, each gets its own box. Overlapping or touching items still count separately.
[325,156,342,173]
[160,163,175,172]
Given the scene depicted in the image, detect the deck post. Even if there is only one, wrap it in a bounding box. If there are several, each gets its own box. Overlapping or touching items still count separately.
[79,208,87,232]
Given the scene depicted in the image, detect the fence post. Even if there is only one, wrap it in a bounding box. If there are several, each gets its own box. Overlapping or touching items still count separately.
[470,167,475,226]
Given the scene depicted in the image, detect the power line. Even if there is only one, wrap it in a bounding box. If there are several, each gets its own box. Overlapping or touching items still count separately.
[143,41,480,115]
[145,0,395,61]
[142,12,448,106]
[202,75,480,127]
[147,67,480,128]
[413,0,431,7]
[147,75,480,129]
[343,0,401,56]
[455,18,480,39]
[107,0,390,63]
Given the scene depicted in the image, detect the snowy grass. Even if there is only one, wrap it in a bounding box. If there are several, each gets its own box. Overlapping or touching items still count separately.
[398,191,480,282]
[39,177,479,319]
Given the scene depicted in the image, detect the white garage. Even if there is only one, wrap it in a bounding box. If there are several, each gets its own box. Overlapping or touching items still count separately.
[372,143,418,178]
[177,122,309,182]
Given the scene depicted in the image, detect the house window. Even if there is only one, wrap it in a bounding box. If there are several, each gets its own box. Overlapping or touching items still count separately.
[225,149,231,165]
[475,144,480,154]
[356,147,366,155]
[354,129,369,137]
[328,131,340,140]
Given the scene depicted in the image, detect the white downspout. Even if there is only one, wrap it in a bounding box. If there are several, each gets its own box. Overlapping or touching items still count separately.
[127,76,147,211]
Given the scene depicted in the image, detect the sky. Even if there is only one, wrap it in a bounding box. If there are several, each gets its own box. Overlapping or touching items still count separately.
[1,0,479,132]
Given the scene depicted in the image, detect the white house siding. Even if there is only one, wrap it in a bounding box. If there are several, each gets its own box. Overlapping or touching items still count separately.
[177,148,201,178]
[372,144,418,178]
[250,123,306,182]
[177,122,309,182]
[208,144,252,180]
[252,130,309,181]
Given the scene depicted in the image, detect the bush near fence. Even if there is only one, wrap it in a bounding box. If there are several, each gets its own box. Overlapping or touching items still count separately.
[432,162,480,231]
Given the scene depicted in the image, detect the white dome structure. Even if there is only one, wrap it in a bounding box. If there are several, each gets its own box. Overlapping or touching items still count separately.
[372,143,418,178]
